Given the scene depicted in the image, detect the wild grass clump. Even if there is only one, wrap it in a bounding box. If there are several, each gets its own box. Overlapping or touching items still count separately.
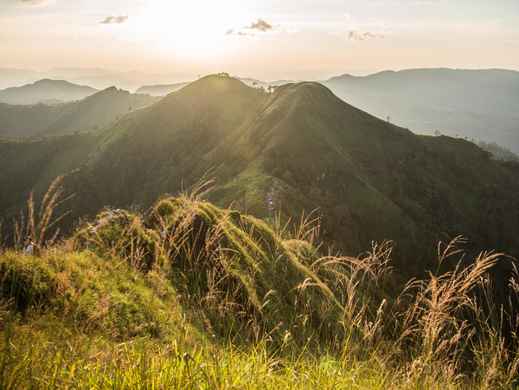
[74,208,162,271]
[1,180,519,388]
[150,196,349,346]
[0,250,180,340]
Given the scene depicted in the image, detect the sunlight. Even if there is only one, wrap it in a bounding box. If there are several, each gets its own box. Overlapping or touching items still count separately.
[138,0,250,59]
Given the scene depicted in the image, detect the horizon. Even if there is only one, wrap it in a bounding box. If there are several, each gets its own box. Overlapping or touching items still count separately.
[2,66,519,92]
[2,0,518,89]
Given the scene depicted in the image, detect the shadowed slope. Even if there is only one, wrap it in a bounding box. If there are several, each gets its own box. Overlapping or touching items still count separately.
[0,87,158,138]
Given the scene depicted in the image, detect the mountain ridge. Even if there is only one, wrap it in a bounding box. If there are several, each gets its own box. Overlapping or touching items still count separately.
[322,68,519,153]
[0,78,98,105]
[0,86,158,139]
[1,74,518,275]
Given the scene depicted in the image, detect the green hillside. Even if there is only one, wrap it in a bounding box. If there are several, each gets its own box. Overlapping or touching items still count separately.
[0,134,99,218]
[0,87,158,138]
[1,74,519,276]
[52,74,519,273]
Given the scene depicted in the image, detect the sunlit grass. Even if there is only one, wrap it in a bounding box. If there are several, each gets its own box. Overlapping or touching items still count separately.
[1,181,519,389]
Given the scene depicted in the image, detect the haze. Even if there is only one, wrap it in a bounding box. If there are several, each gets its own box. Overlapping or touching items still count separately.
[2,0,519,87]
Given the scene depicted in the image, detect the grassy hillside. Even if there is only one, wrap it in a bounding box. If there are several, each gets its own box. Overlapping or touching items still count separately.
[1,74,519,278]
[0,87,158,138]
[1,191,518,388]
[0,134,99,219]
[323,68,519,153]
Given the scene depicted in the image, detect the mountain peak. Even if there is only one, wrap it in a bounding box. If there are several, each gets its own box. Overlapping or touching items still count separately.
[33,79,77,87]
[98,86,124,94]
[272,81,341,109]
[288,81,332,93]
[181,73,252,94]
[158,73,263,108]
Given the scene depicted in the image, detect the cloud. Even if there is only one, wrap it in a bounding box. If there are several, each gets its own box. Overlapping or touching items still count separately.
[227,19,274,36]
[100,15,128,25]
[226,29,252,37]
[348,30,385,41]
[17,0,50,6]
[249,19,273,32]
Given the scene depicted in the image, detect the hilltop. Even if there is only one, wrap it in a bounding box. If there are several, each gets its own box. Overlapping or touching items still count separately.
[135,76,292,96]
[136,82,189,96]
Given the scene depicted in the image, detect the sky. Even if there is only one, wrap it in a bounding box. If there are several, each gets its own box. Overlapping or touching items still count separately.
[1,0,519,86]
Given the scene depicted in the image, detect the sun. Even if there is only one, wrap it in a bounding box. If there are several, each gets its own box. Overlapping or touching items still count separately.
[136,0,250,59]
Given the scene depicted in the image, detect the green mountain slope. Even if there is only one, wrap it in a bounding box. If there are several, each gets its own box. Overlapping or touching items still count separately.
[69,75,519,268]
[0,134,99,217]
[0,87,158,138]
[1,74,519,273]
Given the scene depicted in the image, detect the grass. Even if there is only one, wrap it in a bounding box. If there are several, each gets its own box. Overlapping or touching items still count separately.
[0,182,519,388]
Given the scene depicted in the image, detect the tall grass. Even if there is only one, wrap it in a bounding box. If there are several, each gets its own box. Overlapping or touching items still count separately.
[1,180,519,388]
[12,176,72,253]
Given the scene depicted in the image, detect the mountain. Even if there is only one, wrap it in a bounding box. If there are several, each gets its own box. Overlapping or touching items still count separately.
[136,77,294,96]
[323,68,519,153]
[136,82,189,96]
[41,87,160,136]
[1,74,519,274]
[0,79,98,105]
[0,87,159,138]
[0,134,99,219]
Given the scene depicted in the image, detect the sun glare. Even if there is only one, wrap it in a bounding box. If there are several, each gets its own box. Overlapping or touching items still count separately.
[136,0,250,59]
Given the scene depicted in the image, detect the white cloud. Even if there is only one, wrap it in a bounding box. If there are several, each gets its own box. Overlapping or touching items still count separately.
[100,15,128,25]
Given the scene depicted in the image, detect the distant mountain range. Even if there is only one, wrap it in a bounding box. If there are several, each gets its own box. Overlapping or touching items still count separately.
[1,74,518,273]
[0,67,193,91]
[322,68,519,153]
[0,79,98,105]
[0,86,158,138]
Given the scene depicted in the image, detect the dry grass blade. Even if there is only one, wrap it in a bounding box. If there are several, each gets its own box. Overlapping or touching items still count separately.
[11,175,73,252]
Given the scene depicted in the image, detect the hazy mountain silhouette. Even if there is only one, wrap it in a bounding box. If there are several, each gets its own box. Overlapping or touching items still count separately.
[0,87,158,138]
[0,79,98,105]
[136,82,189,96]
[323,68,519,153]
